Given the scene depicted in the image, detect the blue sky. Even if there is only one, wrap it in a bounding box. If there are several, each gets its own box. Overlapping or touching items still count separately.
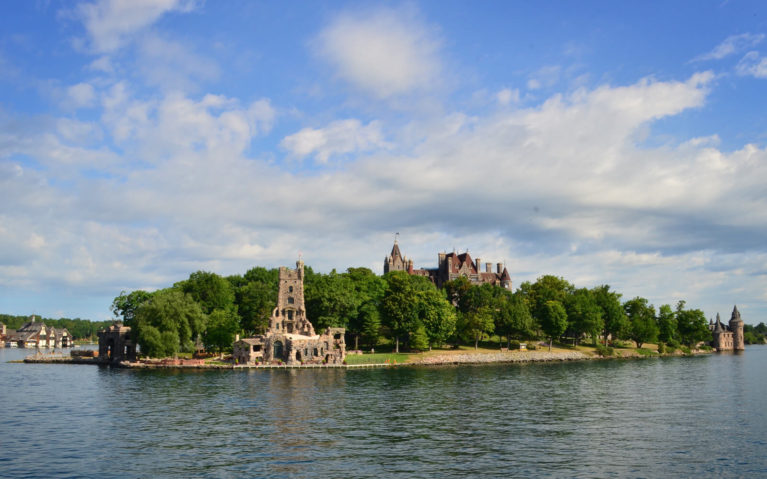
[1,0,766,324]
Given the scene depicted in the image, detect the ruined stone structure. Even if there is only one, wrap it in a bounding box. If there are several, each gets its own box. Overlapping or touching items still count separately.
[710,306,745,352]
[4,316,73,348]
[233,259,346,365]
[97,321,137,363]
[384,238,512,289]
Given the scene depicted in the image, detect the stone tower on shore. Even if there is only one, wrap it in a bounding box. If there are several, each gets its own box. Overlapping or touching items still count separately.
[711,305,745,351]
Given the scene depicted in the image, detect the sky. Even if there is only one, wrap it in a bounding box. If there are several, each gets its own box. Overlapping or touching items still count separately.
[1,1,766,324]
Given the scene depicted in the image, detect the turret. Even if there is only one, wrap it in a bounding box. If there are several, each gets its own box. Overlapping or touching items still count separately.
[729,305,745,350]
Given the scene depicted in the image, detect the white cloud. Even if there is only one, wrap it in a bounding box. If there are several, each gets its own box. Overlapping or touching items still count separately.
[74,0,198,53]
[64,82,96,108]
[280,119,387,163]
[735,51,767,78]
[136,34,220,91]
[314,7,442,98]
[694,33,765,61]
[496,88,519,106]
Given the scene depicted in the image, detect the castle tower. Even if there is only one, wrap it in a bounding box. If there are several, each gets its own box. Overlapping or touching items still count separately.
[712,313,726,351]
[729,305,745,351]
[384,236,407,273]
[268,259,315,336]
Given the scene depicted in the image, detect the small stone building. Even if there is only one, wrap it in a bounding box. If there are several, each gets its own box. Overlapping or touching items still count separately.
[710,306,745,352]
[97,321,137,363]
[233,259,346,365]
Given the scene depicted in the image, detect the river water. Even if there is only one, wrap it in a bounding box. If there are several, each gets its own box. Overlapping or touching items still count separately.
[1,346,765,478]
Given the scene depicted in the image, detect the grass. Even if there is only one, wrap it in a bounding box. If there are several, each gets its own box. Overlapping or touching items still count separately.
[344,352,411,365]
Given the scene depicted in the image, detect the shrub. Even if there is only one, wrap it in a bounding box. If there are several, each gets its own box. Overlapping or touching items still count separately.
[509,340,521,350]
[657,342,666,354]
[699,344,712,352]
[527,343,537,351]
[680,345,691,355]
[595,343,614,357]
[636,348,655,356]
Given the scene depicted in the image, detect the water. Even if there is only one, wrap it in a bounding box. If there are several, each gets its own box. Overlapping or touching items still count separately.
[1,347,765,478]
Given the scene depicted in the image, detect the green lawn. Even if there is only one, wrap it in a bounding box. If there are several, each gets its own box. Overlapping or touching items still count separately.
[344,352,411,365]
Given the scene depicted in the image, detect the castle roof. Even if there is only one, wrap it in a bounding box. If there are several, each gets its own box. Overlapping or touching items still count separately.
[390,241,402,260]
[730,305,743,324]
[713,313,725,333]
[500,267,511,281]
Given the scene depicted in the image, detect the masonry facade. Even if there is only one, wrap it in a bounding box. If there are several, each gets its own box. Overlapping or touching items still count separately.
[710,305,745,352]
[97,321,137,363]
[4,316,74,348]
[233,259,346,365]
[384,238,511,289]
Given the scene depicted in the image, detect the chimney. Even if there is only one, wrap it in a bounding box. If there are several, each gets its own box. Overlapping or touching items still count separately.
[497,263,503,274]
[485,262,492,273]
[475,257,481,272]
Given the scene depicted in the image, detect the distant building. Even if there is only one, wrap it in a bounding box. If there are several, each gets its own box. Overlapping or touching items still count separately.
[233,259,346,365]
[5,316,73,348]
[710,306,745,352]
[384,238,512,289]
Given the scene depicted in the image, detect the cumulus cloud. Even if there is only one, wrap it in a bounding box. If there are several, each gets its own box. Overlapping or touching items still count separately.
[74,0,198,53]
[496,88,519,106]
[280,119,387,163]
[136,34,220,91]
[694,33,765,61]
[314,7,442,98]
[64,82,97,108]
[736,51,767,78]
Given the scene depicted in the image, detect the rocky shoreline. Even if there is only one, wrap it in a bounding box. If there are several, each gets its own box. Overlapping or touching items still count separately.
[411,350,591,365]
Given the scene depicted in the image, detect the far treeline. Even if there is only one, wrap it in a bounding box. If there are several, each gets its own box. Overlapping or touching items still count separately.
[0,314,112,340]
[110,266,767,358]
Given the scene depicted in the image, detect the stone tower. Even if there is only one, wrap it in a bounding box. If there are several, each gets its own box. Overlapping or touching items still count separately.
[729,305,745,351]
[269,259,315,336]
[384,236,409,273]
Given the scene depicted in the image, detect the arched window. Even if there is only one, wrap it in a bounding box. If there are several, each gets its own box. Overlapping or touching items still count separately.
[289,286,294,293]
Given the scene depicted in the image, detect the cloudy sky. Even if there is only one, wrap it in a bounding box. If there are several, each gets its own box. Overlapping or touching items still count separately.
[1,1,766,323]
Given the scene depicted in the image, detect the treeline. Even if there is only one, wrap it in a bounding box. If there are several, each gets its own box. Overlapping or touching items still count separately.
[111,265,717,358]
[0,314,111,340]
[744,323,767,344]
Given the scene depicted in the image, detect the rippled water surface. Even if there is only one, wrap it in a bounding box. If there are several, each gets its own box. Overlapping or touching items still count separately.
[1,347,766,478]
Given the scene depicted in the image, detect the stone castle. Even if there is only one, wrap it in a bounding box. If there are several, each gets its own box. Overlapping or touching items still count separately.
[384,238,511,289]
[710,305,745,352]
[233,259,346,365]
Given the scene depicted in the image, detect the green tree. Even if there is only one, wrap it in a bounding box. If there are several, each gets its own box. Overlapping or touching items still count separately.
[566,288,604,345]
[657,304,677,344]
[540,300,568,351]
[177,271,235,315]
[520,275,574,328]
[381,272,420,353]
[133,289,207,357]
[494,290,534,348]
[203,309,240,354]
[460,306,495,349]
[305,271,359,331]
[111,290,153,328]
[624,297,658,348]
[675,301,711,347]
[236,281,276,334]
[418,288,457,349]
[592,285,626,345]
[346,267,386,349]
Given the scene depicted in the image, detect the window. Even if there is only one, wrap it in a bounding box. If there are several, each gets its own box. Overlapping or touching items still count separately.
[288,311,293,320]
[289,286,294,293]
[288,297,294,304]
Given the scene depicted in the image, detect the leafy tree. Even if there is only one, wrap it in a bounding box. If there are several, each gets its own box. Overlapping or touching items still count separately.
[657,304,677,344]
[305,271,359,331]
[111,290,153,328]
[460,306,495,349]
[133,289,207,357]
[592,285,626,345]
[566,288,604,345]
[418,288,457,349]
[381,272,420,353]
[675,301,711,347]
[409,323,429,351]
[624,297,658,348]
[203,309,240,354]
[444,276,472,308]
[494,290,534,348]
[177,271,235,315]
[346,267,386,349]
[520,275,574,327]
[540,300,568,351]
[236,281,276,334]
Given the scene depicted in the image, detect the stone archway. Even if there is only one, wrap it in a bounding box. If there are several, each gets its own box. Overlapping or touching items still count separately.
[273,340,284,360]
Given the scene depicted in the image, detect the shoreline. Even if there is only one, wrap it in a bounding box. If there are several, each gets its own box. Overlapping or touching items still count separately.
[18,348,712,369]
